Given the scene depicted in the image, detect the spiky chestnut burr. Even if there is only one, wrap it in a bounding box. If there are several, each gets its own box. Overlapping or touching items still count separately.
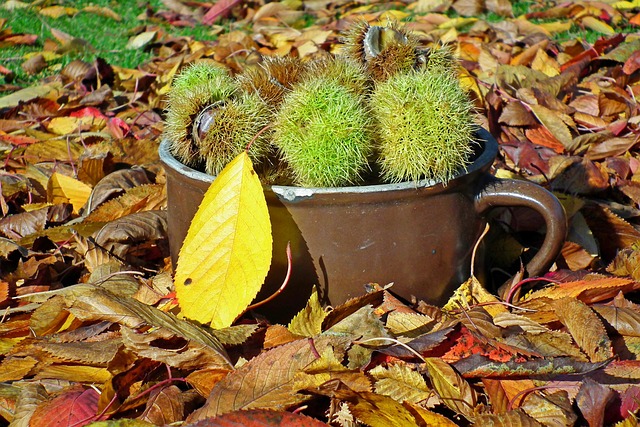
[303,55,371,96]
[196,92,273,176]
[237,56,308,108]
[342,20,420,81]
[163,62,236,167]
[371,68,476,184]
[273,77,374,187]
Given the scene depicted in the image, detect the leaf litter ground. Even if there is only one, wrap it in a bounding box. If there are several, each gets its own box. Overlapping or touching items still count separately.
[1,0,640,425]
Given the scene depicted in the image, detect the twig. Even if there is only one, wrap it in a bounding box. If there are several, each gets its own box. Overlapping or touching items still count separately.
[243,242,292,313]
[505,277,558,305]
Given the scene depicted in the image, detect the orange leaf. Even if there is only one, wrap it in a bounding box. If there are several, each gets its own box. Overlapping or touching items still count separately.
[525,125,565,154]
[525,277,640,304]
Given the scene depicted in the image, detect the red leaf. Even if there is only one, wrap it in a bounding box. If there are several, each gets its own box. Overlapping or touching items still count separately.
[106,117,131,139]
[623,50,640,75]
[70,107,107,120]
[29,387,100,427]
[186,409,330,426]
[202,0,243,25]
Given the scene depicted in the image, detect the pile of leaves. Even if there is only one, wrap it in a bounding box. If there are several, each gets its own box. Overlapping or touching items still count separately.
[1,0,640,425]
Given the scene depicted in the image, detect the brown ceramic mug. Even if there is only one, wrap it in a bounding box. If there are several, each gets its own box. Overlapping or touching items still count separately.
[160,128,567,320]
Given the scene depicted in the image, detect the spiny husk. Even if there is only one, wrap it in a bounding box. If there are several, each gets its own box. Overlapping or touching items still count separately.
[367,41,417,81]
[419,44,459,75]
[303,56,371,96]
[273,77,374,187]
[163,62,236,167]
[237,56,308,108]
[341,19,371,65]
[371,69,477,184]
[341,20,420,81]
[198,92,273,176]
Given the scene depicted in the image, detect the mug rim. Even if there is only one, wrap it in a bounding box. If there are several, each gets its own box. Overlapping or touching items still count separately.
[158,127,498,199]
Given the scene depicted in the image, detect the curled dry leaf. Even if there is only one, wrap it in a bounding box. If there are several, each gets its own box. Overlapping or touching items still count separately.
[93,210,167,257]
[84,167,152,214]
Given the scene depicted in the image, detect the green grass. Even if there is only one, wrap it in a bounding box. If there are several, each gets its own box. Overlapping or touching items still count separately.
[0,0,216,88]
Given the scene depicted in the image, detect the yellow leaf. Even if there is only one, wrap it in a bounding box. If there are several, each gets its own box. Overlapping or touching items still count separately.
[334,390,421,426]
[404,402,459,426]
[47,172,92,214]
[0,82,63,109]
[175,152,272,329]
[424,357,477,419]
[443,275,507,317]
[288,286,326,337]
[82,5,122,21]
[47,116,80,135]
[537,21,572,34]
[582,16,616,35]
[376,10,411,23]
[126,31,157,50]
[36,365,111,383]
[613,0,640,9]
[39,5,78,19]
[370,364,432,403]
[531,49,560,77]
[438,17,477,29]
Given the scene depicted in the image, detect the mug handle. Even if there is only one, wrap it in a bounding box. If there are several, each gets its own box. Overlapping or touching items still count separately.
[474,176,567,277]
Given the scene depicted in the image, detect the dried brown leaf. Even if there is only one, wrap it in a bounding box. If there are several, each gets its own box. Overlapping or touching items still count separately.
[593,305,640,337]
[11,383,48,427]
[92,210,167,257]
[482,378,537,413]
[576,378,615,427]
[211,324,259,346]
[331,389,421,427]
[453,354,608,378]
[380,326,455,359]
[424,357,476,419]
[190,336,348,420]
[121,327,228,370]
[38,339,121,366]
[525,277,639,304]
[189,409,331,426]
[475,409,544,427]
[295,346,371,393]
[501,331,587,360]
[0,356,38,382]
[553,297,612,362]
[140,385,184,425]
[21,54,46,75]
[586,136,638,161]
[0,207,48,240]
[520,391,577,427]
[63,286,232,368]
[499,102,537,127]
[83,184,166,223]
[85,166,151,214]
